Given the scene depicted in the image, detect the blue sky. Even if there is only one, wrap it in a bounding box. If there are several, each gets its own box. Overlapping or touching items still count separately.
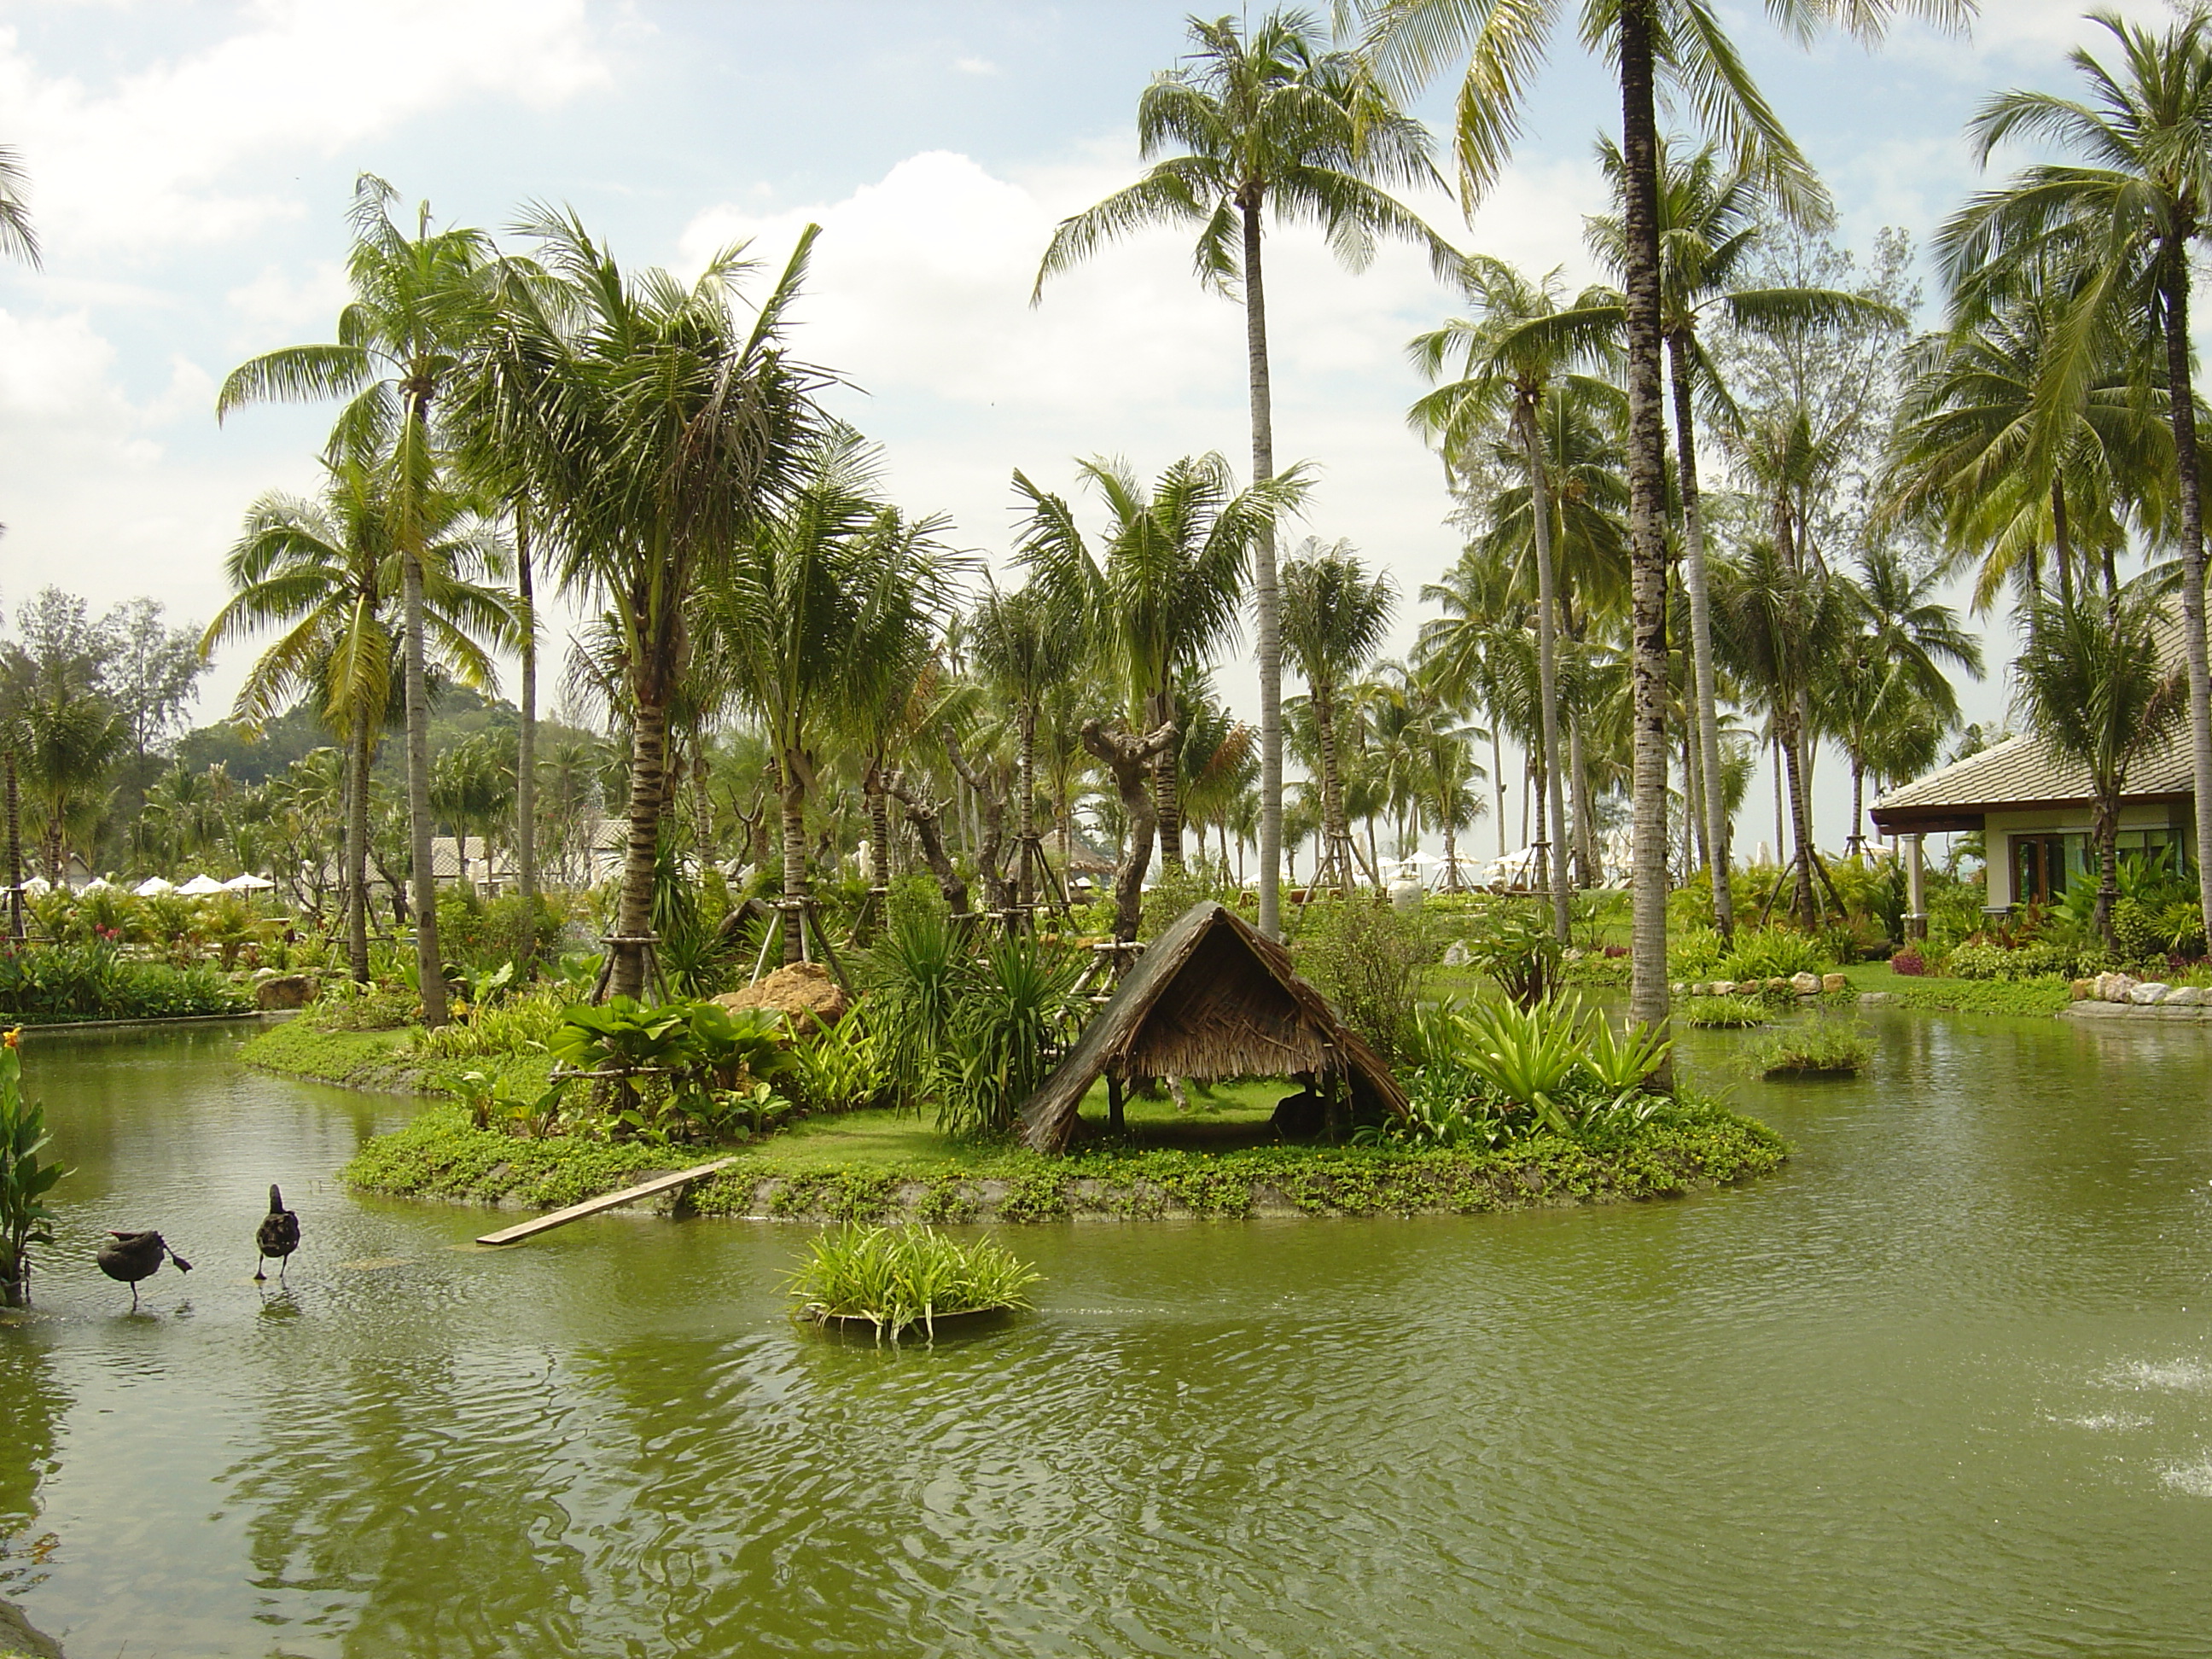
[0,0,2174,853]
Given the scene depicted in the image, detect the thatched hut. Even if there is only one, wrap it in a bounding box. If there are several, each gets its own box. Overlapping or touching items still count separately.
[1018,901,1409,1153]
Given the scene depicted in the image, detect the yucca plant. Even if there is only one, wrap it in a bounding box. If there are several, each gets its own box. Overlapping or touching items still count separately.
[1577,1005,1671,1094]
[862,905,968,1112]
[940,934,1085,1139]
[0,1040,68,1307]
[785,1222,1039,1342]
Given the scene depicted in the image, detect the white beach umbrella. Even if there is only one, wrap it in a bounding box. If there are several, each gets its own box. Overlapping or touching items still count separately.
[133,876,176,896]
[177,874,227,895]
[224,873,276,891]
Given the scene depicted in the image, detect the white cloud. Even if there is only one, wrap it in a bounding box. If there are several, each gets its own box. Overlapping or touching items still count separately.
[224,259,351,347]
[0,1,609,254]
[953,55,998,76]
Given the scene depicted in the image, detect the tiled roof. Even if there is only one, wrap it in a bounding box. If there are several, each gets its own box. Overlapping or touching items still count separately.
[1871,727,2193,826]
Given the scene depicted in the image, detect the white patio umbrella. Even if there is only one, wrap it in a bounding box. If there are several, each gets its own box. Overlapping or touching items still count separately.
[176,874,226,896]
[224,873,276,891]
[133,876,176,896]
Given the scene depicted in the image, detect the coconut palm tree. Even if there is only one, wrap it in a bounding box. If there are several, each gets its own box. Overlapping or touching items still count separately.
[0,144,36,269]
[1586,134,1903,933]
[1822,546,1982,852]
[2016,582,2185,945]
[968,580,1084,911]
[1035,8,1453,942]
[1880,273,2168,615]
[1359,0,1969,1034]
[699,428,958,962]
[1016,452,1306,871]
[202,456,509,981]
[1410,257,1616,937]
[1280,538,1395,892]
[1941,9,2212,940]
[461,212,829,995]
[216,175,493,1024]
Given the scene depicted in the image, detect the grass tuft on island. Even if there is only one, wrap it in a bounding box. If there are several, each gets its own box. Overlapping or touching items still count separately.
[340,1093,1787,1223]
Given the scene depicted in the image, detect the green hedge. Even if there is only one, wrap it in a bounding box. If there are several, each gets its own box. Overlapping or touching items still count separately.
[0,941,250,1025]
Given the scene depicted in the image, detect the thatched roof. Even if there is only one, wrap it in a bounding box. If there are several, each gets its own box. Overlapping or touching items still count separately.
[1018,901,1409,1153]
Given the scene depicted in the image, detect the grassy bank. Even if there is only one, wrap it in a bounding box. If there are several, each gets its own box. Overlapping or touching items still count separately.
[240,1018,556,1096]
[341,1094,1786,1222]
[1840,963,2074,1018]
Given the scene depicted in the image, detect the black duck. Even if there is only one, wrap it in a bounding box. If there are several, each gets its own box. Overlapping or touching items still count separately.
[255,1185,300,1283]
[96,1230,192,1309]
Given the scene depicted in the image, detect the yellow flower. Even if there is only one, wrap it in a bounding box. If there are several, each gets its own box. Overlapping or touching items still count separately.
[3,1027,19,1049]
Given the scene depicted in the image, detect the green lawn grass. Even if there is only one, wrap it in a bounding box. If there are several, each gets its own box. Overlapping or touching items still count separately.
[1837,960,2073,1018]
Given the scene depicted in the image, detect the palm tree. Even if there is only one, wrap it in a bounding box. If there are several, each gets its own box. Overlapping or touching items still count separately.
[699,429,957,962]
[1359,0,1968,1035]
[0,144,38,269]
[1410,257,1615,937]
[968,580,1084,911]
[463,212,829,994]
[1280,538,1395,892]
[1823,546,1982,851]
[2015,584,2185,945]
[1881,275,2168,614]
[429,731,515,894]
[201,456,509,981]
[1711,538,1853,928]
[1416,544,1533,861]
[1941,9,2212,941]
[217,175,492,1025]
[1016,452,1306,871]
[1587,134,1903,934]
[1035,8,1453,942]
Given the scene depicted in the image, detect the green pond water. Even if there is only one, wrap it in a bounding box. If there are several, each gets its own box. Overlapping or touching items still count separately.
[2,1012,2209,1657]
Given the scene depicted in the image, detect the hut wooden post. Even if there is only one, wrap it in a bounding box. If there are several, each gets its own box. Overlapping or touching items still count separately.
[1107,1073,1125,1134]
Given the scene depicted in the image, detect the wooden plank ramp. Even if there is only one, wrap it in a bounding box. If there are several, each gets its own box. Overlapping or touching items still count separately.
[475,1157,741,1247]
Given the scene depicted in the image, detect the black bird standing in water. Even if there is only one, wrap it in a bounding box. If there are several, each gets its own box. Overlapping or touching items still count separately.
[255,1185,300,1283]
[96,1231,192,1309]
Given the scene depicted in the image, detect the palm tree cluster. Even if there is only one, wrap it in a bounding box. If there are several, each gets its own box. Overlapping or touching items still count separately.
[163,3,2212,1022]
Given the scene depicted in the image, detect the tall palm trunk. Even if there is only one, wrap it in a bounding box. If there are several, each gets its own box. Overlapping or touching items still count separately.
[2093,791,2119,946]
[515,505,538,899]
[399,548,446,1024]
[1778,702,1818,930]
[1314,687,1353,890]
[1242,194,1284,940]
[2051,479,2075,611]
[3,751,19,941]
[1668,331,1733,937]
[2159,238,2212,940]
[777,745,812,963]
[1618,0,1674,1044]
[1516,404,1571,940]
[347,713,372,984]
[611,700,669,996]
[1149,689,1184,867]
[1569,711,1597,887]
[1016,707,1038,908]
[1493,724,1508,859]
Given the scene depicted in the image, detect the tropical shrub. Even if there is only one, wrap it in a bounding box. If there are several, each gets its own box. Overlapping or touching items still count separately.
[1395,994,1669,1140]
[863,904,968,1111]
[1447,898,1561,1010]
[1295,896,1428,1062]
[0,1041,68,1307]
[787,1005,892,1115]
[784,1222,1039,1339]
[0,941,250,1024]
[411,984,569,1062]
[1668,924,1730,979]
[306,980,422,1031]
[1716,929,1828,983]
[1889,944,1927,976]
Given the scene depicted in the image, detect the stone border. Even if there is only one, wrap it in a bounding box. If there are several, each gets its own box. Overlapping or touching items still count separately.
[2060,999,2212,1024]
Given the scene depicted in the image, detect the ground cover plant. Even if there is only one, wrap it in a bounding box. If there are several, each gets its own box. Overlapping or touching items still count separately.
[783,1222,1039,1341]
